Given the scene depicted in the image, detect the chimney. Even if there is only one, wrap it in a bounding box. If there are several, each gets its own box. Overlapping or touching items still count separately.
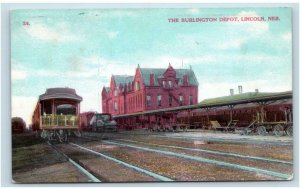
[230,89,234,96]
[238,85,243,94]
[255,89,259,93]
[183,75,188,86]
[150,74,155,86]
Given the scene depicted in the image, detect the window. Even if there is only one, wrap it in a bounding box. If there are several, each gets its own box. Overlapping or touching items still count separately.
[146,95,151,107]
[189,95,193,105]
[179,95,183,106]
[114,101,118,111]
[162,81,166,88]
[157,95,161,106]
[114,90,117,96]
[168,80,172,88]
[169,95,172,106]
[135,81,140,91]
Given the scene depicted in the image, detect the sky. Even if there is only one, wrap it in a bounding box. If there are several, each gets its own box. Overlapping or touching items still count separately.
[11,8,292,125]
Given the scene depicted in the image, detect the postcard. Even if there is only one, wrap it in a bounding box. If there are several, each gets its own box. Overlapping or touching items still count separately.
[11,7,293,183]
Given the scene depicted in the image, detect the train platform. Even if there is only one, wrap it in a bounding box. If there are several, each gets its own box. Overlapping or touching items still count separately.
[117,129,293,146]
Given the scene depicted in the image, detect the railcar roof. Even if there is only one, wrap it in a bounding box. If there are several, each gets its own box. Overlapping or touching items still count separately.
[39,87,83,101]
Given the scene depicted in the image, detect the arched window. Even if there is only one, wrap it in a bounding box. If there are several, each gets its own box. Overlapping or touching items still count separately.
[135,81,140,91]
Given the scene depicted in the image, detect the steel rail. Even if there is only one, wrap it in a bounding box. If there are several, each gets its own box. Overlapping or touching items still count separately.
[104,141,292,180]
[117,139,293,165]
[69,142,173,182]
[47,142,101,182]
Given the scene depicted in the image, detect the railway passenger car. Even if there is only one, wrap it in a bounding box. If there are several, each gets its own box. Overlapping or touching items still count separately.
[31,87,82,142]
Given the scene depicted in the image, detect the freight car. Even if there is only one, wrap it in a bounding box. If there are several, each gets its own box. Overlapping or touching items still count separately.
[80,111,95,131]
[31,87,82,142]
[112,91,293,136]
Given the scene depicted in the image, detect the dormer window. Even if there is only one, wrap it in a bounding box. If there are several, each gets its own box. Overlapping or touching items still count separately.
[162,81,166,88]
[114,90,117,96]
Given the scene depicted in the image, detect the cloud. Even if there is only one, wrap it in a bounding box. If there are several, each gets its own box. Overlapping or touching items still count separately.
[84,10,137,18]
[215,38,247,50]
[281,32,292,42]
[12,96,38,126]
[24,23,81,43]
[188,8,200,14]
[198,79,292,101]
[134,55,218,70]
[107,31,119,39]
[234,11,269,35]
[135,53,287,69]
[12,69,27,81]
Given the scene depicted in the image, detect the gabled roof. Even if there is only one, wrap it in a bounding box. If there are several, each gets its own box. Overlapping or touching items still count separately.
[103,87,110,93]
[139,68,198,86]
[112,75,134,87]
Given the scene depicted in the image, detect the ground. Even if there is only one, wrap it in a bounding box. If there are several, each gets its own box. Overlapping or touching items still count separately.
[11,130,293,183]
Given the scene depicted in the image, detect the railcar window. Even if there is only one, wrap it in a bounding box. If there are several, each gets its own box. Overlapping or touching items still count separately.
[56,104,76,115]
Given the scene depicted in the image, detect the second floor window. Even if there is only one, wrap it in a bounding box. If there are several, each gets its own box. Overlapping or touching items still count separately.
[179,95,183,106]
[189,95,193,105]
[168,80,172,88]
[162,81,166,88]
[157,95,161,106]
[114,90,117,97]
[114,101,118,111]
[146,95,151,107]
[169,95,172,106]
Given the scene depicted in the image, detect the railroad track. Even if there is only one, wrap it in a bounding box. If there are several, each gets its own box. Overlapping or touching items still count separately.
[47,141,101,182]
[48,139,173,182]
[103,140,292,180]
[115,138,293,165]
[80,135,292,179]
[69,142,173,181]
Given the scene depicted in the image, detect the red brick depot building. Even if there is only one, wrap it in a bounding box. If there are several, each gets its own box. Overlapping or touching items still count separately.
[101,64,199,116]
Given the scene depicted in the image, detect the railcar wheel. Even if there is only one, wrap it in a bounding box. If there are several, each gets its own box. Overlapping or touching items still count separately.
[286,126,293,136]
[273,124,284,137]
[257,126,267,136]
